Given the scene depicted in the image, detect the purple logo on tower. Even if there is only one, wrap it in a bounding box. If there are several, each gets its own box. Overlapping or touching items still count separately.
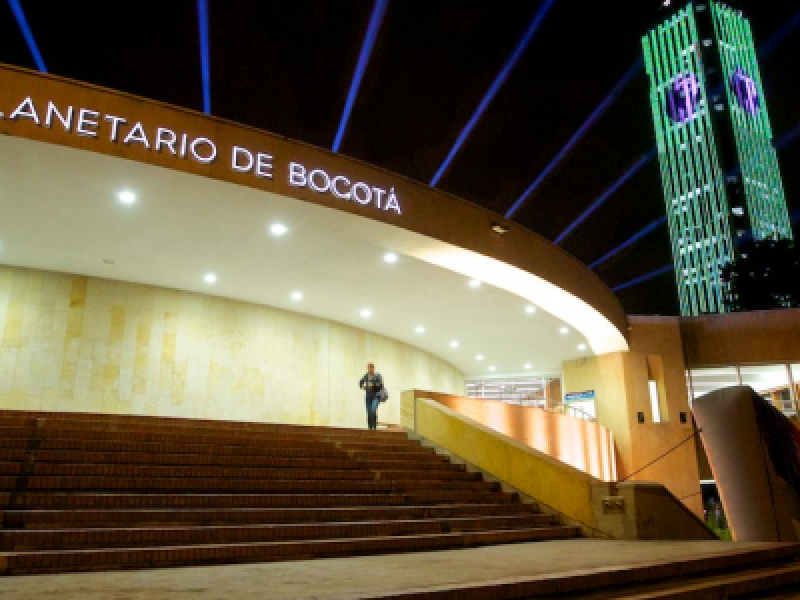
[730,68,759,116]
[667,73,700,124]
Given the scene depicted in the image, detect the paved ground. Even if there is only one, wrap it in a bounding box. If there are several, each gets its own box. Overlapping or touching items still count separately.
[0,539,790,599]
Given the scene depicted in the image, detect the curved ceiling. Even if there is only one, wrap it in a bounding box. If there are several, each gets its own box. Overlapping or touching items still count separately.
[0,134,622,378]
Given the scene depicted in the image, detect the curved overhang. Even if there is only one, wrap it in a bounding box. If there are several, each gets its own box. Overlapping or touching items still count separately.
[0,64,628,378]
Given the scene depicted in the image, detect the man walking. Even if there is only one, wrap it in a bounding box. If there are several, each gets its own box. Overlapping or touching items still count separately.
[359,362,383,430]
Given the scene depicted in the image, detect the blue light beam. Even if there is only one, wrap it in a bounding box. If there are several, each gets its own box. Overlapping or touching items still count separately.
[197,0,211,114]
[554,148,656,245]
[611,264,672,293]
[506,58,643,219]
[757,6,800,59]
[429,0,558,187]
[776,119,800,152]
[589,216,667,270]
[539,16,799,247]
[7,0,46,73]
[332,0,389,153]
[590,116,800,270]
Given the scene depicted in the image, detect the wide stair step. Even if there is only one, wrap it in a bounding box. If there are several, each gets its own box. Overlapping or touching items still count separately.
[4,503,547,528]
[0,529,582,575]
[0,409,575,574]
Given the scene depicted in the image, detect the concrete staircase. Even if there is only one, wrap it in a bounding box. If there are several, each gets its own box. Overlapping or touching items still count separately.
[0,410,579,574]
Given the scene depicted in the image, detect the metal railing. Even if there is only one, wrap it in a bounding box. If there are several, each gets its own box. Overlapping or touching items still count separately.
[467,395,596,422]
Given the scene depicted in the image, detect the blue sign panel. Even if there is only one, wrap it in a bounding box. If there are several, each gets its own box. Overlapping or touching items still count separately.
[565,390,596,402]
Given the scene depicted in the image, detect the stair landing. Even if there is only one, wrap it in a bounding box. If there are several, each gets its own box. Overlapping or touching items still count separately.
[2,539,800,599]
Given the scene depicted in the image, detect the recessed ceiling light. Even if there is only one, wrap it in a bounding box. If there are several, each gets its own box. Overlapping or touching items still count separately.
[203,273,217,284]
[383,252,398,263]
[525,305,537,314]
[270,223,288,236]
[414,325,425,334]
[468,279,481,288]
[360,308,372,318]
[117,190,136,204]
[578,343,587,351]
[559,326,570,335]
[450,340,459,348]
[488,365,496,372]
[524,363,532,369]
[290,291,303,301]
[475,354,484,361]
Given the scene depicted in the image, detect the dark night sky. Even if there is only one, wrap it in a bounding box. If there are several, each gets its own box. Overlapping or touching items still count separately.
[2,0,798,316]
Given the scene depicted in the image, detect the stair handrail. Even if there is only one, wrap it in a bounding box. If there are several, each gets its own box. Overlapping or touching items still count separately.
[468,394,597,421]
[544,401,596,422]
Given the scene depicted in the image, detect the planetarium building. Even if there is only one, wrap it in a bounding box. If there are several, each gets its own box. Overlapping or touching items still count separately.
[3,60,800,589]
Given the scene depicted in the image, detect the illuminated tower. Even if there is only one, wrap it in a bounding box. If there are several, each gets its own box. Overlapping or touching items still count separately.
[642,1,792,316]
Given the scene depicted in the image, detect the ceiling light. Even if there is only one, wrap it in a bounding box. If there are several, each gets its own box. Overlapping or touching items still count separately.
[360,308,372,318]
[525,305,537,314]
[290,291,303,301]
[414,325,425,334]
[475,354,484,361]
[468,279,481,288]
[203,273,217,284]
[270,223,288,236]
[559,326,570,335]
[578,343,587,351]
[117,190,136,204]
[450,340,459,348]
[488,365,496,372]
[383,252,398,263]
[491,223,509,234]
[524,363,532,369]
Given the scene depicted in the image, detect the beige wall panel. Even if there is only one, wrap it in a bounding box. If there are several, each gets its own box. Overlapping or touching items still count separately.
[408,391,617,481]
[562,347,702,517]
[563,353,634,477]
[0,265,464,427]
[680,309,800,367]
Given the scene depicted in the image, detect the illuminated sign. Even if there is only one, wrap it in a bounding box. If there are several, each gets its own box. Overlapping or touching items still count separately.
[0,95,402,215]
[730,68,759,116]
[289,163,400,213]
[666,73,700,123]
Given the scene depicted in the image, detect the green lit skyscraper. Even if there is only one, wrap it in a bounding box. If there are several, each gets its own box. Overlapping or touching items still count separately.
[642,1,792,316]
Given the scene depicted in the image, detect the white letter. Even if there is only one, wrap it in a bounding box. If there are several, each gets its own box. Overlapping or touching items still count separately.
[190,137,217,164]
[308,169,331,193]
[179,133,188,157]
[255,153,273,178]
[385,187,401,214]
[44,102,73,131]
[104,115,127,142]
[231,146,254,172]
[76,108,99,137]
[155,127,177,154]
[123,122,150,148]
[289,162,307,187]
[372,187,386,209]
[331,176,351,200]
[351,182,372,205]
[9,96,40,124]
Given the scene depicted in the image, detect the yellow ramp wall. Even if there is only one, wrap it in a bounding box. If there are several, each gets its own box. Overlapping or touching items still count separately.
[414,397,598,526]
